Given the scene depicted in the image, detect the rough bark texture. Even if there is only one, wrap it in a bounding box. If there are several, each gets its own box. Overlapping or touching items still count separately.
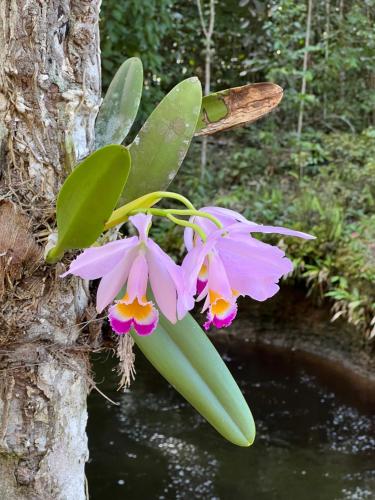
[0,1,101,498]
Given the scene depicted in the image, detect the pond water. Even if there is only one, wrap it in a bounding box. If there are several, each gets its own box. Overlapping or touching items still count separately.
[87,335,375,500]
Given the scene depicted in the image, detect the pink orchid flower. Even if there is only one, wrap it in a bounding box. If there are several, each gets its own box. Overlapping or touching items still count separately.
[183,207,315,330]
[62,214,190,336]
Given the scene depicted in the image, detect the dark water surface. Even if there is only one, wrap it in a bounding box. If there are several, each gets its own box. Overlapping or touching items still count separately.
[87,336,375,500]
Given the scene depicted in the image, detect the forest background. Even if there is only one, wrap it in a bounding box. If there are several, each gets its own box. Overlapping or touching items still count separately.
[100,0,375,339]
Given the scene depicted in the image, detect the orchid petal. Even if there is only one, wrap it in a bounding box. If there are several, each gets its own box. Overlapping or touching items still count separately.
[184,226,194,251]
[206,252,233,300]
[245,279,280,302]
[216,237,292,300]
[202,206,250,223]
[204,301,238,330]
[109,316,133,335]
[184,205,249,248]
[96,246,138,312]
[217,237,293,277]
[108,298,159,336]
[147,239,193,322]
[201,290,211,312]
[61,237,138,279]
[127,253,149,302]
[182,242,212,295]
[197,277,208,296]
[181,245,205,291]
[129,213,152,241]
[186,206,255,239]
[225,222,315,240]
[133,312,159,335]
[147,244,178,324]
[199,206,253,232]
[195,207,314,240]
[147,239,183,289]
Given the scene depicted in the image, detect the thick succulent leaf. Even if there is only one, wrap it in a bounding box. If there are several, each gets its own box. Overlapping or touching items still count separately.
[195,82,283,136]
[132,312,256,447]
[118,77,202,205]
[46,145,131,263]
[95,58,143,148]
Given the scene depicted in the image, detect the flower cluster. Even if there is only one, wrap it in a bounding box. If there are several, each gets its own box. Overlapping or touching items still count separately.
[62,206,314,336]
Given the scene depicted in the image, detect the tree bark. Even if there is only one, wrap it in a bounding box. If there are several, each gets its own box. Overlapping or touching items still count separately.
[297,0,313,141]
[338,0,345,102]
[196,0,215,179]
[323,0,330,121]
[0,1,101,498]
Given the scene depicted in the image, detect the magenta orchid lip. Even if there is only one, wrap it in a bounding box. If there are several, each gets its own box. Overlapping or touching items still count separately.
[62,204,314,336]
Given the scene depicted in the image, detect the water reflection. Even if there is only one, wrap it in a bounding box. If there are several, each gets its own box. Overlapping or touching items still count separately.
[87,341,375,500]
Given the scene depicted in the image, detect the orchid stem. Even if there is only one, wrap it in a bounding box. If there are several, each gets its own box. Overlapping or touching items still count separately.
[166,214,207,242]
[128,207,209,241]
[152,191,195,210]
[130,207,223,229]
[104,191,195,230]
[165,209,223,229]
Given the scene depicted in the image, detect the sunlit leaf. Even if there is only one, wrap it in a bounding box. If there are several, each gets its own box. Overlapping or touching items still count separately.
[118,77,202,205]
[132,312,256,447]
[46,145,131,263]
[195,83,283,136]
[95,58,143,148]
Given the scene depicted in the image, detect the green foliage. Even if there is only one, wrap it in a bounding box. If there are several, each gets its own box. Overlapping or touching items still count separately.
[264,0,375,131]
[100,0,271,118]
[95,58,143,148]
[100,0,175,119]
[132,311,255,447]
[119,77,202,205]
[101,0,375,132]
[47,145,131,263]
[98,0,375,336]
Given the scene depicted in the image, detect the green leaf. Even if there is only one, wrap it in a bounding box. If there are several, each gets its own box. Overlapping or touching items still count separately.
[118,77,202,205]
[195,83,283,136]
[131,312,255,447]
[95,57,143,148]
[46,145,131,263]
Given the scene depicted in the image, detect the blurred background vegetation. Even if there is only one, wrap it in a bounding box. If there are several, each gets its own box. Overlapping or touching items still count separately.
[100,0,375,339]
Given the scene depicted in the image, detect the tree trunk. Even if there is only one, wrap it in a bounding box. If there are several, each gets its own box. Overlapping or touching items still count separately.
[323,0,330,121]
[0,1,101,499]
[338,0,345,102]
[196,0,215,179]
[297,0,313,141]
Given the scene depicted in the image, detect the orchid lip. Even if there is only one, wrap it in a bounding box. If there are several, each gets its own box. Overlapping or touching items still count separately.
[203,289,239,330]
[109,295,159,336]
